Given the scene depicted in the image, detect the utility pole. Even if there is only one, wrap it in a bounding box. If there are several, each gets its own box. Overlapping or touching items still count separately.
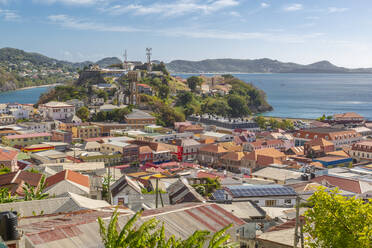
[155,178,159,208]
[294,195,300,248]
[300,217,304,248]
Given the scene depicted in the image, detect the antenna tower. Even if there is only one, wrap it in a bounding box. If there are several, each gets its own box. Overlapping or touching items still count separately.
[123,49,128,70]
[146,48,152,72]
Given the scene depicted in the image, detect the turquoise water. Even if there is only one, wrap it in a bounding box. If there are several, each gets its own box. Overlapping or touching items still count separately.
[175,73,372,120]
[0,85,54,104]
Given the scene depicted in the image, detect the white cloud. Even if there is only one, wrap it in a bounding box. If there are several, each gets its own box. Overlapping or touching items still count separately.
[104,0,239,17]
[48,14,141,32]
[229,11,240,17]
[261,2,270,8]
[328,7,348,13]
[48,14,324,44]
[0,9,20,21]
[34,0,103,5]
[284,3,303,12]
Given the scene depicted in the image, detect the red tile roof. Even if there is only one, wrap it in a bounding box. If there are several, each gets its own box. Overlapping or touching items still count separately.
[46,170,89,188]
[0,148,18,160]
[0,171,42,195]
[311,175,362,194]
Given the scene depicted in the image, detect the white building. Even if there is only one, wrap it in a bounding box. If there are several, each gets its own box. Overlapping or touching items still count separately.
[38,101,75,121]
[17,121,53,133]
[200,131,234,142]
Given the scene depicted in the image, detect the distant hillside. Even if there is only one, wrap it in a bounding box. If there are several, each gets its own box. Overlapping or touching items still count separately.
[166,58,372,73]
[0,47,121,69]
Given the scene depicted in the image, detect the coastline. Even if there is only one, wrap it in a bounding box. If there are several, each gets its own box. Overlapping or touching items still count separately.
[14,83,61,91]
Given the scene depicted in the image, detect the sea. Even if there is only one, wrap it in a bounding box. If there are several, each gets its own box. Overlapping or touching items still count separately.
[0,85,54,105]
[174,73,372,120]
[0,74,371,120]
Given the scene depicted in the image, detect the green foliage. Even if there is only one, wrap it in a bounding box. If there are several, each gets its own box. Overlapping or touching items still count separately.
[304,187,372,248]
[227,94,250,118]
[254,116,294,130]
[38,85,88,104]
[0,187,17,203]
[16,118,30,123]
[22,175,49,201]
[27,168,40,174]
[0,164,11,175]
[317,114,326,121]
[192,178,221,197]
[187,76,202,92]
[102,174,112,201]
[76,106,90,122]
[155,105,185,127]
[98,209,233,248]
[90,107,131,122]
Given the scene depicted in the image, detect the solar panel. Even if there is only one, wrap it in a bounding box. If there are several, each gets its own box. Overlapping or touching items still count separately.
[212,189,228,201]
[226,184,296,197]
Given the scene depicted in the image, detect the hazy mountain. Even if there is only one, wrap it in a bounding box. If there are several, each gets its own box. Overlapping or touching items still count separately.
[0,47,121,69]
[166,58,372,73]
[95,57,122,68]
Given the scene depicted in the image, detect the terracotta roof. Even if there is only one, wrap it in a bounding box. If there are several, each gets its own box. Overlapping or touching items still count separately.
[0,171,42,196]
[326,150,350,158]
[197,171,220,180]
[199,144,227,153]
[198,138,215,144]
[4,132,51,140]
[246,148,286,160]
[295,128,360,141]
[45,170,89,188]
[250,139,284,148]
[311,175,362,194]
[137,83,151,88]
[333,112,363,119]
[0,148,18,160]
[221,151,249,161]
[306,138,334,147]
[288,146,304,155]
[139,146,153,154]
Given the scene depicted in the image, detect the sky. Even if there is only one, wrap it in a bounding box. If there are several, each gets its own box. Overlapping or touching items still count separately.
[1,0,372,68]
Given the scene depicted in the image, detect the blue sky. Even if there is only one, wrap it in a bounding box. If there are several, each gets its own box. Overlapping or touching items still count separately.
[1,0,371,67]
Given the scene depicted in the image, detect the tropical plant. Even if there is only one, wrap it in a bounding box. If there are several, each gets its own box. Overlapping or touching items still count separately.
[22,175,49,201]
[98,210,233,248]
[0,187,17,203]
[0,164,11,175]
[304,187,372,248]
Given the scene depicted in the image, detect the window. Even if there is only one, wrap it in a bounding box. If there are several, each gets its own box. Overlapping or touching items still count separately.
[118,198,124,205]
[265,200,277,207]
[285,199,292,204]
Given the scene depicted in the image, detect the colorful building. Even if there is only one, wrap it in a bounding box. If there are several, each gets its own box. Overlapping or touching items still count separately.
[71,125,101,139]
[2,132,52,147]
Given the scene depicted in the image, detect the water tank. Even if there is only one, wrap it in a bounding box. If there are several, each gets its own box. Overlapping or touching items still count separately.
[0,211,19,241]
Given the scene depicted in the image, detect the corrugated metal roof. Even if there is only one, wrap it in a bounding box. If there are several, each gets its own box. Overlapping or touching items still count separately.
[21,203,245,247]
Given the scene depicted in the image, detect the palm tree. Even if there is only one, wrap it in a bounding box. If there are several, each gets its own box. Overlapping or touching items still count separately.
[22,175,49,201]
[98,209,232,248]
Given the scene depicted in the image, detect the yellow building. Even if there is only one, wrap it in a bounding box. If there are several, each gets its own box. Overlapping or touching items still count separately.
[2,133,52,147]
[71,125,101,139]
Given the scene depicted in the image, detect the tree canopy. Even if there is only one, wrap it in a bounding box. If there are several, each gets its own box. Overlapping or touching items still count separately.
[304,187,372,248]
[76,106,90,122]
[187,76,202,92]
